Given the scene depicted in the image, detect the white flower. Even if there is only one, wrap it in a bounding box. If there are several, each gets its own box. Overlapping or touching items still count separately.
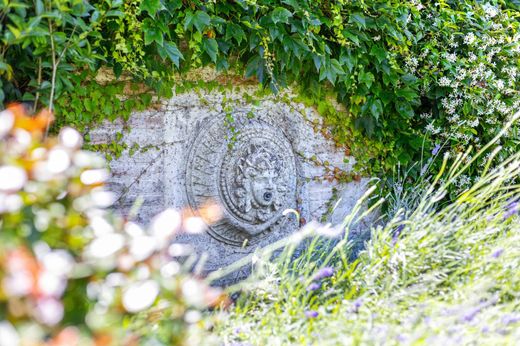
[59,127,83,149]
[0,166,27,192]
[464,33,476,45]
[122,280,159,313]
[0,321,19,346]
[482,3,498,18]
[445,53,457,63]
[150,209,181,246]
[426,123,440,134]
[42,250,74,277]
[184,216,206,234]
[129,235,157,261]
[35,297,64,326]
[0,110,14,139]
[86,233,124,259]
[80,169,109,185]
[47,148,71,174]
[438,77,451,87]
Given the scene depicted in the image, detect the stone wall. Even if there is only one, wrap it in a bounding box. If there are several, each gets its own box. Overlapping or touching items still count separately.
[90,87,373,282]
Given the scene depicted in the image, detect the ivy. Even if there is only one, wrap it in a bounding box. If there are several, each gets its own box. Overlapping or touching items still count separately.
[1,0,519,185]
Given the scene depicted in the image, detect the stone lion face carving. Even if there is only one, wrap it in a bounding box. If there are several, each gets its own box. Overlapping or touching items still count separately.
[235,145,286,222]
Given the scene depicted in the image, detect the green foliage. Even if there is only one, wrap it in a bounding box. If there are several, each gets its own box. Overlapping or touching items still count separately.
[53,74,152,131]
[2,0,519,184]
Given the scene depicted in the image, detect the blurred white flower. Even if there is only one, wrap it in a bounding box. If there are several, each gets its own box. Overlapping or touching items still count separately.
[182,279,205,307]
[73,151,104,168]
[35,297,64,326]
[59,127,83,149]
[150,209,181,246]
[105,273,127,287]
[184,216,206,234]
[185,310,202,323]
[42,250,74,277]
[2,270,33,296]
[90,190,115,208]
[38,271,67,297]
[86,233,124,259]
[80,169,109,185]
[160,261,180,278]
[0,194,23,213]
[117,253,136,272]
[168,243,192,257]
[0,166,27,192]
[129,235,157,261]
[32,162,54,182]
[0,321,19,346]
[90,216,114,236]
[31,147,47,160]
[122,280,159,313]
[13,129,31,151]
[0,110,14,139]
[47,148,71,174]
[125,222,145,237]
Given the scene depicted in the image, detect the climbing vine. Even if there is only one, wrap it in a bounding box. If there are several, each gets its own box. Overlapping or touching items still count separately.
[1,0,519,184]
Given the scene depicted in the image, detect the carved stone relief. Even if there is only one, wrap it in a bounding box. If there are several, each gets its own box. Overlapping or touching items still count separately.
[186,115,298,246]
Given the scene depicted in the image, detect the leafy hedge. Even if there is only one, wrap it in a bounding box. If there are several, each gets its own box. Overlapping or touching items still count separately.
[1,0,519,179]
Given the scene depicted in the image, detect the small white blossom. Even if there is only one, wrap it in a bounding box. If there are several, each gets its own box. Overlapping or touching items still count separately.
[464,33,476,45]
[445,52,457,63]
[439,76,451,87]
[482,3,499,18]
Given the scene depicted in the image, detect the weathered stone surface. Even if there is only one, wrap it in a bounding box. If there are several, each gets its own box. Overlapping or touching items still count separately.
[90,88,374,282]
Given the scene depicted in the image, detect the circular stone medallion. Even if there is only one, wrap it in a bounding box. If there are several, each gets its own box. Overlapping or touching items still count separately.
[186,115,297,246]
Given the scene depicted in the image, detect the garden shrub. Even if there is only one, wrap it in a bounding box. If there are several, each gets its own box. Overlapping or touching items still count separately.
[0,105,224,345]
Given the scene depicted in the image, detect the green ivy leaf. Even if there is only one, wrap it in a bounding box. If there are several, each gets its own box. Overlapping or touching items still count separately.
[225,23,246,44]
[358,71,375,89]
[395,101,414,118]
[158,42,184,67]
[349,12,366,29]
[143,19,163,45]
[369,45,386,63]
[271,7,292,24]
[370,99,383,120]
[185,10,211,32]
[396,88,418,101]
[202,38,218,62]
[140,0,161,16]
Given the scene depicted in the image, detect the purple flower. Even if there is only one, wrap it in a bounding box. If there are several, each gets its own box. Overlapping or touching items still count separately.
[502,314,520,325]
[432,143,441,155]
[504,201,518,220]
[313,267,334,281]
[306,282,321,292]
[392,224,405,245]
[491,248,504,258]
[304,310,319,318]
[351,298,363,313]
